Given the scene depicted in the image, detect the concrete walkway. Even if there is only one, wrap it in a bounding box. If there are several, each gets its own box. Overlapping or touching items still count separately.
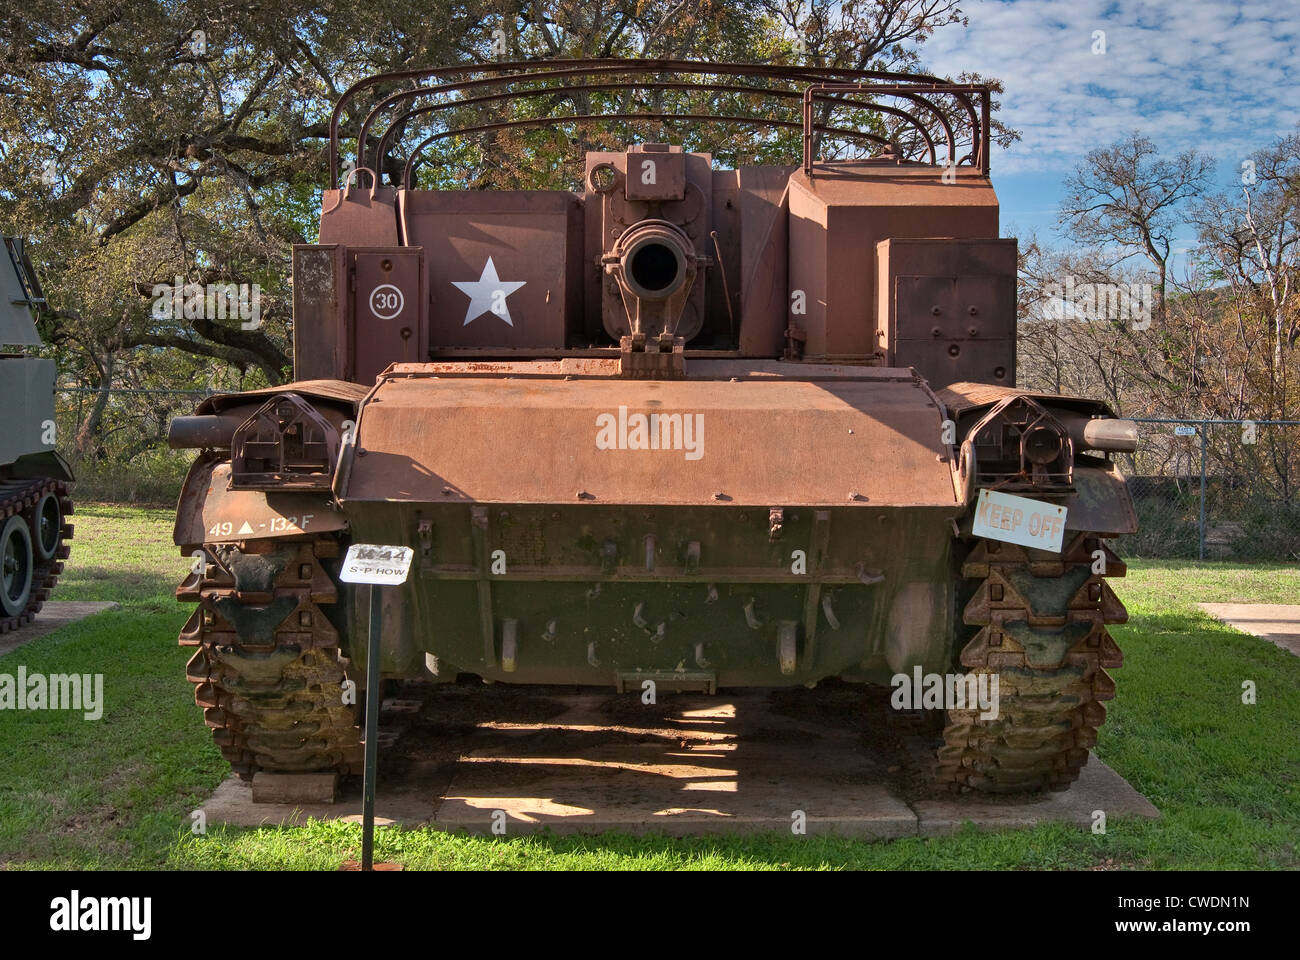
[1198,603,1300,657]
[0,600,120,656]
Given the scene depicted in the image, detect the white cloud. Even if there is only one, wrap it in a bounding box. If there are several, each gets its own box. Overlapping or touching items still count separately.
[919,0,1300,175]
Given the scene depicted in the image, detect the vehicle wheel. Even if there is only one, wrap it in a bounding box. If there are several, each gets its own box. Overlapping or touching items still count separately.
[32,490,63,562]
[0,514,34,618]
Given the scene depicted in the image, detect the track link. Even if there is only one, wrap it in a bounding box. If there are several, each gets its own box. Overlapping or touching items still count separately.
[177,535,363,780]
[938,532,1127,793]
[0,477,73,634]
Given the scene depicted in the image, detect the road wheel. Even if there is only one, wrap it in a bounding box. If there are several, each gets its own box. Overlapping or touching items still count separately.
[32,490,63,562]
[0,514,34,618]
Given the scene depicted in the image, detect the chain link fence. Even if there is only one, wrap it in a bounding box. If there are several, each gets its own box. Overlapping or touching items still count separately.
[54,388,214,504]
[1114,419,1300,562]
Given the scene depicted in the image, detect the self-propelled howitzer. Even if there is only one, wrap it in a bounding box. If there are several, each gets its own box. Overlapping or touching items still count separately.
[169,61,1136,793]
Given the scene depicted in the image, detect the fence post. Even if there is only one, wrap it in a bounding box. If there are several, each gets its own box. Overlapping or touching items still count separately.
[1199,420,1207,561]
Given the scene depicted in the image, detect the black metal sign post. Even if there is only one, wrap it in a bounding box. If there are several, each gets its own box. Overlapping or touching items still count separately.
[339,543,414,873]
[361,581,383,871]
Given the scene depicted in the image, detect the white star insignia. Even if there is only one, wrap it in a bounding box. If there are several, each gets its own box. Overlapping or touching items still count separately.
[451,257,526,327]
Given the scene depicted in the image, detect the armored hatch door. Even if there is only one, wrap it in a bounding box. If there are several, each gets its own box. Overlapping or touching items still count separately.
[1,237,43,346]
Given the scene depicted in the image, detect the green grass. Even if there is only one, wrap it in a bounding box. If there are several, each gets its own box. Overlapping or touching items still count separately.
[0,505,223,869]
[2,506,1297,870]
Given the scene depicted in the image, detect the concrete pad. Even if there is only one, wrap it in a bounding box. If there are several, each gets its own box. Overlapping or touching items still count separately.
[203,775,436,828]
[434,696,916,837]
[912,756,1160,836]
[199,686,1159,837]
[1198,603,1300,656]
[0,601,120,656]
[252,772,338,804]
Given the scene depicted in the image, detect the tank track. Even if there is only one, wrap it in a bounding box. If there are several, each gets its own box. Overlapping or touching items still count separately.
[0,477,73,634]
[177,535,363,780]
[937,532,1127,793]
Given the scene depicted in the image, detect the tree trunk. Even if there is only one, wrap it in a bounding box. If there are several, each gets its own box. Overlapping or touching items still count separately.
[73,353,114,459]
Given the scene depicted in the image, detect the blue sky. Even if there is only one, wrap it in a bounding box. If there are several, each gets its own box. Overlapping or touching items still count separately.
[920,0,1300,254]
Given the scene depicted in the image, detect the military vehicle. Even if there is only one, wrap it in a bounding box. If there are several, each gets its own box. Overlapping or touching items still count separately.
[169,61,1136,794]
[0,236,74,633]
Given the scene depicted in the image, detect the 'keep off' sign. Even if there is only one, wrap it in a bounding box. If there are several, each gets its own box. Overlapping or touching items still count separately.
[971,489,1068,553]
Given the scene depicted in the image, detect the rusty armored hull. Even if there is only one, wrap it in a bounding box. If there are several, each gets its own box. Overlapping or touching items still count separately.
[170,61,1136,793]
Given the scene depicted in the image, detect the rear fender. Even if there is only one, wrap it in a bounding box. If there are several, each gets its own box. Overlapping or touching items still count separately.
[4,449,74,484]
[173,452,347,549]
[950,391,1137,537]
[171,382,365,548]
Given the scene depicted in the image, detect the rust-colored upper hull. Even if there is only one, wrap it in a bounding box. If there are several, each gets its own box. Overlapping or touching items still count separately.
[342,363,958,508]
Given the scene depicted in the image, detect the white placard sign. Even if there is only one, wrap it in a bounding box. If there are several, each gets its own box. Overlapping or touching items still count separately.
[1174,425,1198,436]
[339,544,414,585]
[971,489,1068,553]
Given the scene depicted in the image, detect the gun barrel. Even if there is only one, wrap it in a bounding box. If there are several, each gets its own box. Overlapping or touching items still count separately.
[1056,412,1139,453]
[168,414,245,449]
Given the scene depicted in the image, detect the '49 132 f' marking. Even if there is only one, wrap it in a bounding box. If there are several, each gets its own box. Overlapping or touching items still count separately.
[208,514,315,537]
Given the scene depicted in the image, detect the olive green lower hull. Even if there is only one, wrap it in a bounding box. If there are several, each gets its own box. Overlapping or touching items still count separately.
[338,502,960,688]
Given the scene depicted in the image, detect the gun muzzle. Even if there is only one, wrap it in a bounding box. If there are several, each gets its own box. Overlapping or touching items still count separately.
[603,219,699,337]
[618,221,691,301]
[1056,412,1139,453]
